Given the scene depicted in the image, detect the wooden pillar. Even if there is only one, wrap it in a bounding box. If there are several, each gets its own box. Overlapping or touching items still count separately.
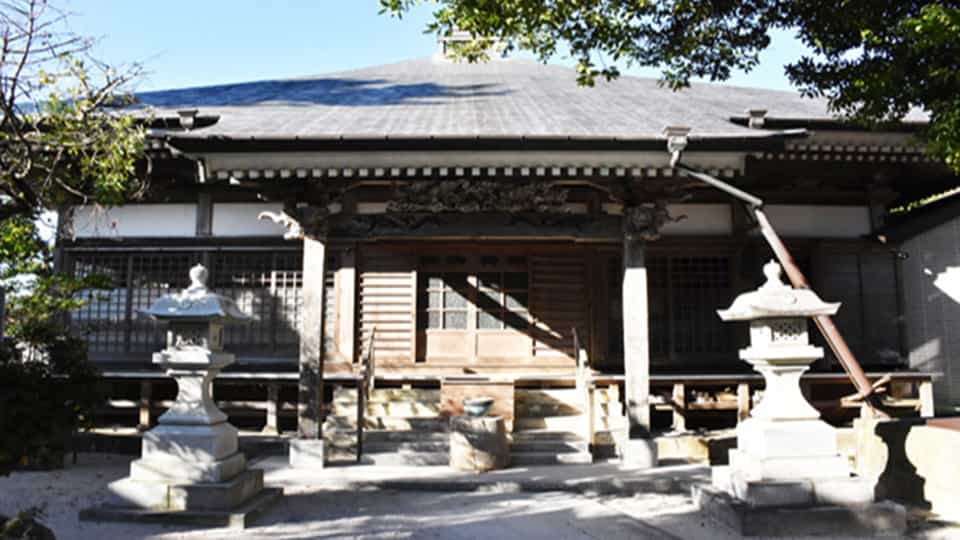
[338,248,357,362]
[737,383,751,424]
[622,235,656,466]
[298,235,327,438]
[137,380,152,431]
[263,383,280,435]
[671,383,686,432]
[919,380,935,418]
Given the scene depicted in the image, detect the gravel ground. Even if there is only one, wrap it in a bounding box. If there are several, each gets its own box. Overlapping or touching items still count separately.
[0,453,957,540]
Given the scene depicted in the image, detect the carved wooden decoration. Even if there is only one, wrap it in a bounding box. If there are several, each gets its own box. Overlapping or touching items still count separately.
[622,200,684,242]
[386,180,570,214]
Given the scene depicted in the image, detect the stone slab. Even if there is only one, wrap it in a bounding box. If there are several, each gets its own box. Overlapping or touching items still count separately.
[80,487,282,530]
[289,438,325,468]
[129,452,247,483]
[694,484,907,537]
[169,469,264,511]
[105,477,169,510]
[728,448,850,481]
[142,422,238,463]
[737,418,837,459]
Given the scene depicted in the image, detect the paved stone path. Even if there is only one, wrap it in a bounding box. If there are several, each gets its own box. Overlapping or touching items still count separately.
[0,453,956,539]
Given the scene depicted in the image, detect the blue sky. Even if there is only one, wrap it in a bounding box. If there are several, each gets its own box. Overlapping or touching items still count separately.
[62,1,808,93]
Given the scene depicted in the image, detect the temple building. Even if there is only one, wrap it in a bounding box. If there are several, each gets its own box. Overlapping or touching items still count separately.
[61,42,958,465]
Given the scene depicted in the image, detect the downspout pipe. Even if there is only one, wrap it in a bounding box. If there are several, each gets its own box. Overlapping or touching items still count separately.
[667,135,876,400]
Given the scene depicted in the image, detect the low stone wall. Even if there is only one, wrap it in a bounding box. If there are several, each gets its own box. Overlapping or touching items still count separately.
[855,417,960,521]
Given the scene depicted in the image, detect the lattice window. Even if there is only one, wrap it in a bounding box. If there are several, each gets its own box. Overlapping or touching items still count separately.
[418,255,530,332]
[476,271,530,330]
[72,254,129,353]
[129,253,198,352]
[70,249,303,359]
[609,254,734,367]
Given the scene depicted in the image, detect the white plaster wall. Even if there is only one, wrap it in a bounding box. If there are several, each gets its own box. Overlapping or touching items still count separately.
[762,205,871,238]
[211,203,287,236]
[71,204,196,238]
[902,217,960,410]
[662,204,732,235]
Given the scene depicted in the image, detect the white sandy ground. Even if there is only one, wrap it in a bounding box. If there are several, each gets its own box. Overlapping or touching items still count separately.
[0,453,957,540]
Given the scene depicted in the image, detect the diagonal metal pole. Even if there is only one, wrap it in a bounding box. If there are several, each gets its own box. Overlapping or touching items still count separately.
[675,163,876,400]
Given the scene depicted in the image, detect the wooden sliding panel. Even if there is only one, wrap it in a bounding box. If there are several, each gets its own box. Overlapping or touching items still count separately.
[358,248,417,364]
[530,255,588,362]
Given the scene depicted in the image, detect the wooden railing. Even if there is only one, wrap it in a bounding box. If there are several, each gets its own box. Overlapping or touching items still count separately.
[572,328,595,448]
[356,326,376,462]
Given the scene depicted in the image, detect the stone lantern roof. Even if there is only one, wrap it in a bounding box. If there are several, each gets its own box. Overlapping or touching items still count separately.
[141,264,252,323]
[717,261,839,321]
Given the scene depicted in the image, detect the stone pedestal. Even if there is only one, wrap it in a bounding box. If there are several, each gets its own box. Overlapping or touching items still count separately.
[696,262,905,536]
[449,416,509,472]
[80,265,281,529]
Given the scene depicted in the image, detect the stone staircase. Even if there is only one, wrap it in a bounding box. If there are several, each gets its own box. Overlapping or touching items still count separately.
[324,387,448,465]
[324,384,628,466]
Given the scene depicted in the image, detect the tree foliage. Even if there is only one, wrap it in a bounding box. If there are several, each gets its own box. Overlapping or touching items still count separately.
[0,0,146,474]
[380,0,960,171]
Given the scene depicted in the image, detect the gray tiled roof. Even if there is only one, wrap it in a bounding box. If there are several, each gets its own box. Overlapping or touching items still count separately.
[136,56,924,141]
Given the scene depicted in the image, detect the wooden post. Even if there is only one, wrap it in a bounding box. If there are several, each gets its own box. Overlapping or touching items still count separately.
[298,235,327,439]
[137,380,152,431]
[338,248,357,362]
[737,383,751,423]
[290,234,329,467]
[263,383,280,435]
[919,380,935,418]
[672,383,687,432]
[622,235,656,466]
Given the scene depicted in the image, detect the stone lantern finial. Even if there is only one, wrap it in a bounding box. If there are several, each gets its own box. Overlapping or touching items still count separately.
[760,260,785,289]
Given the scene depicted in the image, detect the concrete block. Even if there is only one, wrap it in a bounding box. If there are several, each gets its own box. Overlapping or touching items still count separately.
[129,452,246,483]
[731,475,815,508]
[105,478,170,510]
[142,422,238,463]
[169,469,264,511]
[813,477,875,507]
[621,438,657,468]
[695,484,907,537]
[728,449,850,481]
[289,438,325,468]
[738,418,837,459]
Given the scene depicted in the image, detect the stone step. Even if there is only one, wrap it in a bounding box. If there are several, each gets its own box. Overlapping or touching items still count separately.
[364,440,450,454]
[331,402,442,418]
[325,415,449,431]
[333,388,441,401]
[361,451,449,466]
[365,430,448,443]
[510,440,588,454]
[511,429,585,442]
[509,451,593,466]
[515,415,625,432]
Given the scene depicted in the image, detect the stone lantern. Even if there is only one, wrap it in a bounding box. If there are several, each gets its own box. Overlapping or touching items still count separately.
[81,264,281,528]
[697,261,905,537]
